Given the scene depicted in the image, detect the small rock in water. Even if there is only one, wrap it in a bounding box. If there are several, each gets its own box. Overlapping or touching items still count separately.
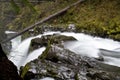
[68,24,76,32]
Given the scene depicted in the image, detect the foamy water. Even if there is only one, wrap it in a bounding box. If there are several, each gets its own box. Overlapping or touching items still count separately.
[39,77,54,80]
[8,31,60,69]
[61,32,120,67]
[9,31,120,69]
[11,36,21,50]
[22,47,46,66]
[8,37,34,69]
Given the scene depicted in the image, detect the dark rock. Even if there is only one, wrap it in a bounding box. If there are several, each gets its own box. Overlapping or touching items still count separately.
[0,44,23,80]
[0,44,7,58]
[30,34,76,51]
[23,71,35,80]
[86,69,111,80]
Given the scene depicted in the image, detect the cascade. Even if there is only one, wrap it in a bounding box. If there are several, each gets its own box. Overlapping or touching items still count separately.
[9,31,120,69]
[61,32,120,67]
[8,31,60,69]
[22,47,46,66]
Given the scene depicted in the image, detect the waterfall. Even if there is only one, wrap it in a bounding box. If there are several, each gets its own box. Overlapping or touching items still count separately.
[8,31,60,69]
[8,37,34,69]
[5,31,21,53]
[8,31,120,69]
[11,36,21,50]
[22,47,46,66]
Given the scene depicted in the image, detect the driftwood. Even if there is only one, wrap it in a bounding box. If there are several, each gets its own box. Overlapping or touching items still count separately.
[2,0,84,43]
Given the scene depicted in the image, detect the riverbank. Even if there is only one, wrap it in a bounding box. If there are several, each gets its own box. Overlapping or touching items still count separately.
[3,0,119,40]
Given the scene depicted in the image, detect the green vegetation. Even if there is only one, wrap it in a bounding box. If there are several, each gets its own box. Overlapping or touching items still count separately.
[10,0,20,14]
[39,38,53,60]
[4,0,120,40]
[20,64,30,78]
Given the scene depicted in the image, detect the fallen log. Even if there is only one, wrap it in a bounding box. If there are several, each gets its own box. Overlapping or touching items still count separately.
[1,0,85,43]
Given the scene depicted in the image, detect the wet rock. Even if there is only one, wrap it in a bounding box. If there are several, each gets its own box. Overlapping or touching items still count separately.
[68,24,76,32]
[22,45,120,80]
[23,71,35,80]
[30,34,76,51]
[86,68,120,80]
[29,25,77,36]
[33,25,66,36]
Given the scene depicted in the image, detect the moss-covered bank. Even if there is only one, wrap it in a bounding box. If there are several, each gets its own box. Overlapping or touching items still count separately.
[6,0,120,40]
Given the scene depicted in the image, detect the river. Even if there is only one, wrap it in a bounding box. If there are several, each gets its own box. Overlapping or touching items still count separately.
[6,31,120,80]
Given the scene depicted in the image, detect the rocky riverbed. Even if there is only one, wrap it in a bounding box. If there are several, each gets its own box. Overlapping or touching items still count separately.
[19,28,120,80]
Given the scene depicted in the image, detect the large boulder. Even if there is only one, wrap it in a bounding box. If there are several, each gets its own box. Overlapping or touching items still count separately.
[21,45,120,80]
[30,34,76,51]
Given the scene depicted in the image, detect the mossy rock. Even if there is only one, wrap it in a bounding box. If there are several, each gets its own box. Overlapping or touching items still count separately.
[23,45,120,80]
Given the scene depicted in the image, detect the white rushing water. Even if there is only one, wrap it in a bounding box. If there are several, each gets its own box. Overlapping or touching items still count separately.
[22,47,46,66]
[9,31,120,69]
[39,77,54,80]
[8,31,120,80]
[61,32,120,67]
[5,31,16,34]
[11,36,21,50]
[5,31,22,51]
[61,32,120,50]
[103,56,120,67]
[8,37,34,69]
[61,32,120,57]
[8,31,60,69]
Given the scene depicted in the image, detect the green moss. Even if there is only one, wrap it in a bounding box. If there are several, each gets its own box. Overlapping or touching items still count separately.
[39,40,51,60]
[7,0,120,40]
[20,64,30,78]
[10,0,20,14]
[74,73,79,80]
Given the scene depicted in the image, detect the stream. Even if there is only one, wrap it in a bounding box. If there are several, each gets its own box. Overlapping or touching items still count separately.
[6,31,120,80]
